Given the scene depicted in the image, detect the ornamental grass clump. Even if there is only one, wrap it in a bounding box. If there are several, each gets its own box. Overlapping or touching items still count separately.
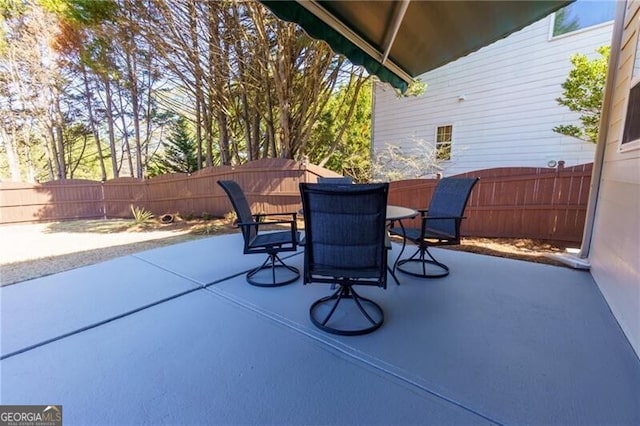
[130,205,154,227]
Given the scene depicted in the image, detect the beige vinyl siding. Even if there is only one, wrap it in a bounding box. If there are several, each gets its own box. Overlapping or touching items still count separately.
[589,0,640,357]
[373,13,612,176]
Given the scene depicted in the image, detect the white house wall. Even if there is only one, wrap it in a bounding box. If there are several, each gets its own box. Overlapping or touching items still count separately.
[373,14,613,176]
[589,0,640,357]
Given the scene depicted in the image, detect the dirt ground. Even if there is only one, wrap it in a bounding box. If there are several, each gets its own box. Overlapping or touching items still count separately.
[0,218,576,286]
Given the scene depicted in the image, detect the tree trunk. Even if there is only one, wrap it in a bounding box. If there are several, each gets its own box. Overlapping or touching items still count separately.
[208,4,230,165]
[103,77,119,178]
[50,85,67,179]
[188,0,204,170]
[126,49,143,178]
[318,73,368,167]
[81,64,107,181]
[0,122,22,181]
[47,125,62,180]
[117,81,135,177]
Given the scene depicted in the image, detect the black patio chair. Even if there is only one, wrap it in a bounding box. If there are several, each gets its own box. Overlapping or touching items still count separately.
[390,177,479,278]
[217,180,301,287]
[300,182,389,335]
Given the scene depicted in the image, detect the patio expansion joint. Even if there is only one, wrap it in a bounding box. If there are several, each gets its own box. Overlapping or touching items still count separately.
[202,285,504,426]
[0,286,201,361]
[130,254,210,288]
[130,251,304,288]
[1,251,305,361]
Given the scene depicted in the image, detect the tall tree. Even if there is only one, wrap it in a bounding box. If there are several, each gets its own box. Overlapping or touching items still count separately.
[130,0,367,164]
[1,0,374,181]
[1,0,68,180]
[307,75,372,181]
[53,6,111,180]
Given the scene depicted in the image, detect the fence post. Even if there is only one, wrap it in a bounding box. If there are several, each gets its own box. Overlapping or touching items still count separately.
[101,179,106,219]
[301,156,308,183]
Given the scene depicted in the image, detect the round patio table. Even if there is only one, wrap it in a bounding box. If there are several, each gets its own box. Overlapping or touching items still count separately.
[386,205,418,285]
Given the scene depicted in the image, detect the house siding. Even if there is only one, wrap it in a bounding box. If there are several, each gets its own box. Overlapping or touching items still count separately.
[590,0,640,357]
[373,13,613,176]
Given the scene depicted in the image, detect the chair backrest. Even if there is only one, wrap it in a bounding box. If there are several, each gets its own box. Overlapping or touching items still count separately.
[300,183,389,285]
[426,177,479,238]
[217,180,256,243]
[317,176,354,184]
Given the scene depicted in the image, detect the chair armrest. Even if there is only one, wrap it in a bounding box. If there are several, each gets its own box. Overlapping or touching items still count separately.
[244,211,297,226]
[425,215,465,220]
[237,219,297,227]
[254,212,297,221]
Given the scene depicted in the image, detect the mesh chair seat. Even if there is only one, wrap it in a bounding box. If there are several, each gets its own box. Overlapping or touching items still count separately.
[249,231,299,249]
[389,226,456,243]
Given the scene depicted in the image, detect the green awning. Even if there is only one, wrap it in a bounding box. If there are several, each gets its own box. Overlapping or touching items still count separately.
[261,1,572,92]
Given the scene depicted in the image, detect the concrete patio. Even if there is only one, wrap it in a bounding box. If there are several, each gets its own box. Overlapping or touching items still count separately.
[1,233,639,425]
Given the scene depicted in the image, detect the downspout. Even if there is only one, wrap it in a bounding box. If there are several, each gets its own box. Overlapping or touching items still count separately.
[578,1,626,260]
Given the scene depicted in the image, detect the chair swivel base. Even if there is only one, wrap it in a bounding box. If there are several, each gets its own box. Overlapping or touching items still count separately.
[309,286,384,336]
[246,254,300,287]
[396,248,450,278]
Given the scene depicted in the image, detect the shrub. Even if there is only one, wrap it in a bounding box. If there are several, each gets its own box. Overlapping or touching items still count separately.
[130,205,154,226]
[196,223,223,235]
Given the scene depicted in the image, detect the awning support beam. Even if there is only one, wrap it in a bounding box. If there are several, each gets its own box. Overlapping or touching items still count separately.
[296,0,413,84]
[381,0,410,65]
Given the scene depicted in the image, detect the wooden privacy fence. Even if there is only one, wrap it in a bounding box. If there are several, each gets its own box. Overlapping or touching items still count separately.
[0,160,592,242]
[389,163,592,242]
[0,159,338,224]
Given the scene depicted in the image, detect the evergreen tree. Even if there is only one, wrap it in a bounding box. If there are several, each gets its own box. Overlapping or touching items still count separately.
[148,116,197,176]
